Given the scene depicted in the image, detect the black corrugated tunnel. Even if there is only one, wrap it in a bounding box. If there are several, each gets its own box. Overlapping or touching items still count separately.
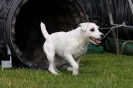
[2,0,88,69]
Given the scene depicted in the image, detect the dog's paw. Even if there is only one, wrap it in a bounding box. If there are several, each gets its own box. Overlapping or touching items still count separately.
[52,72,58,75]
[50,71,58,75]
[49,69,58,75]
[72,71,78,76]
[72,69,79,76]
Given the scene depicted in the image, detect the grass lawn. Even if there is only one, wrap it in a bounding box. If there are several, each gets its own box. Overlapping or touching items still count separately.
[0,53,133,88]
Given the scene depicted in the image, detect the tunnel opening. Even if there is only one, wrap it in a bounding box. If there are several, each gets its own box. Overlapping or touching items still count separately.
[10,0,87,68]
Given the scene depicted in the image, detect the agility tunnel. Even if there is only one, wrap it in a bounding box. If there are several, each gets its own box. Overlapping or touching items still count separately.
[0,0,88,68]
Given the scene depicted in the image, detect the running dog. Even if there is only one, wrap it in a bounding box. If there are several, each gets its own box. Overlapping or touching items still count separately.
[40,22,104,75]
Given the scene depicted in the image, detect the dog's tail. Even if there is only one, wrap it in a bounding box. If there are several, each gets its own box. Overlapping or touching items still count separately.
[40,22,49,39]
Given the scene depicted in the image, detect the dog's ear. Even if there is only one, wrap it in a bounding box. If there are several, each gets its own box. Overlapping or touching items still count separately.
[79,22,89,31]
[92,20,99,26]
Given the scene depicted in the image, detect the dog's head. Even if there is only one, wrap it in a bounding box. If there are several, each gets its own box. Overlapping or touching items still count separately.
[79,22,104,45]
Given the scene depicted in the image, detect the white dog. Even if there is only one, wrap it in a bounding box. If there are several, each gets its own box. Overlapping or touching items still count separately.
[40,22,103,75]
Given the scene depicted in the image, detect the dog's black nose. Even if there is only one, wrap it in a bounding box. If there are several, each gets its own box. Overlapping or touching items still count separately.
[100,34,104,38]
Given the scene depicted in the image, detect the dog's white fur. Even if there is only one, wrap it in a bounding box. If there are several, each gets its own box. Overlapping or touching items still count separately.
[40,22,103,75]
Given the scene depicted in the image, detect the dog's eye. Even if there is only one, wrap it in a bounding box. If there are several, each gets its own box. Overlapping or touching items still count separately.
[90,28,95,32]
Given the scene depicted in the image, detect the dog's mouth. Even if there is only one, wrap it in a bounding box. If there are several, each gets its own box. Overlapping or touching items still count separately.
[90,37,101,45]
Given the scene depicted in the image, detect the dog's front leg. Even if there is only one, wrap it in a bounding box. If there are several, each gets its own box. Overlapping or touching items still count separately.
[67,57,81,72]
[64,53,79,76]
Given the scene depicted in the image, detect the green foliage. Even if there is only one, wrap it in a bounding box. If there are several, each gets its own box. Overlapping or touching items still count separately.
[0,53,133,88]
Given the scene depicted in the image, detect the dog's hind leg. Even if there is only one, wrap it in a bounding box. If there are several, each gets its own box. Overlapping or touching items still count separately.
[44,42,58,75]
[48,55,58,75]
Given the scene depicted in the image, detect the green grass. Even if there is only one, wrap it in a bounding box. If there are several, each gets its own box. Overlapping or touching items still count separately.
[0,53,133,88]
